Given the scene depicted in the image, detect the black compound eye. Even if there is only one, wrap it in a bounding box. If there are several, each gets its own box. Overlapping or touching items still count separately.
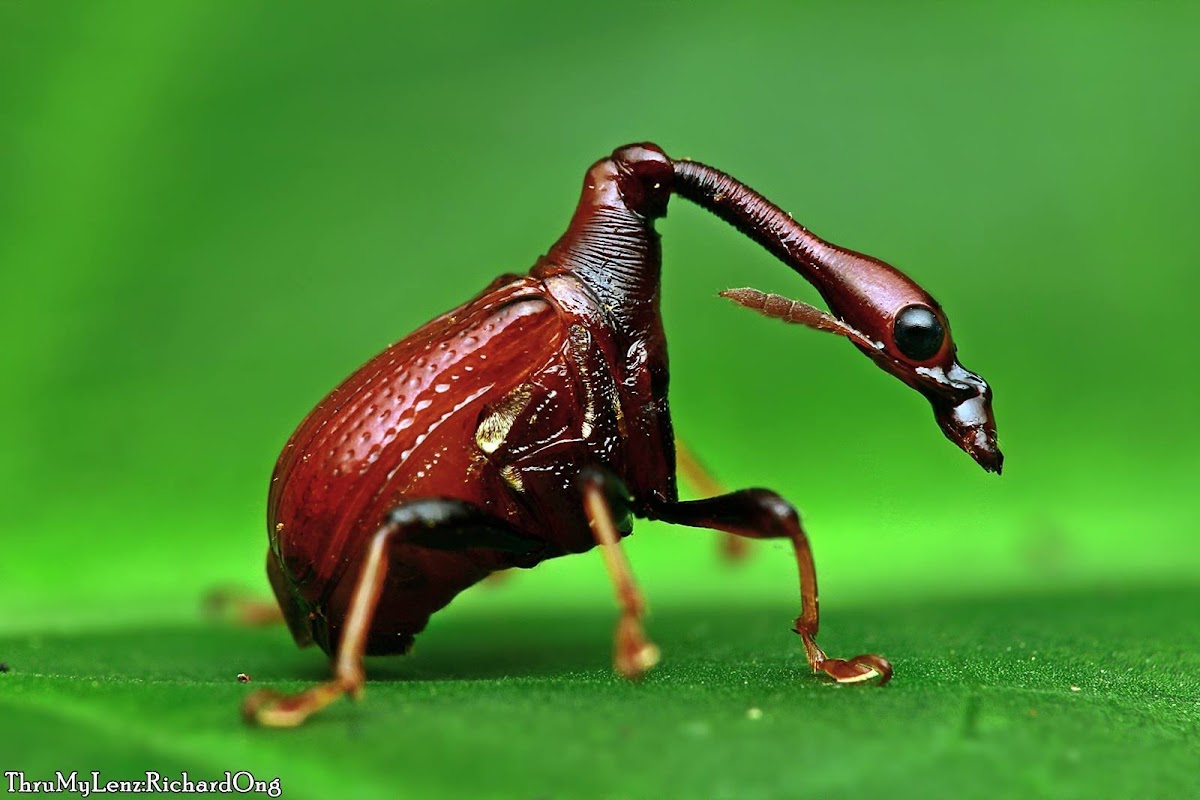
[893,305,944,361]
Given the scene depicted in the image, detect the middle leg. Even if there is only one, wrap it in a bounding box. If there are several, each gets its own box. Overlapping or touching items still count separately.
[578,467,660,680]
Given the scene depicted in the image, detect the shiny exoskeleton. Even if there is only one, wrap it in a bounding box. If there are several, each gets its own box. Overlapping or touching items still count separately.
[246,143,1001,726]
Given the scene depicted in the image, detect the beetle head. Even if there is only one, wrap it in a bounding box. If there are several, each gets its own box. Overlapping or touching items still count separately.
[807,247,1002,474]
[723,259,1001,474]
[671,156,1002,474]
[611,142,674,219]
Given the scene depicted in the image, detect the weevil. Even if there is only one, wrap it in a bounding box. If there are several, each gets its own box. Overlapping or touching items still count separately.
[246,143,1001,726]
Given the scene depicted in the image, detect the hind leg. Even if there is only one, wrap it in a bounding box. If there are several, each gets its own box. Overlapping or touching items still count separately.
[204,585,286,626]
[244,498,541,727]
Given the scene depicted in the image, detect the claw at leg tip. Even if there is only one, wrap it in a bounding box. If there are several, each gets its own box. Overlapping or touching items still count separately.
[639,643,662,672]
[833,667,881,685]
[617,641,661,679]
[242,689,318,728]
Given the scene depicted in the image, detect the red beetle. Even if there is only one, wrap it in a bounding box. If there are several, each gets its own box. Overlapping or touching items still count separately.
[245,143,1001,726]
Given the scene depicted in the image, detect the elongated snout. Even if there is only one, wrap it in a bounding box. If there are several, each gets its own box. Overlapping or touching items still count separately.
[921,361,1002,474]
[670,151,1002,475]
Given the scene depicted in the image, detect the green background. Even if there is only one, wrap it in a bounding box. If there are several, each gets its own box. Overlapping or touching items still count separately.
[2,1,1197,798]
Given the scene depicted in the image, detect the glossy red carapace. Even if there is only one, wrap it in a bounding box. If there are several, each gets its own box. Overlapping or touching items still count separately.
[246,143,1001,726]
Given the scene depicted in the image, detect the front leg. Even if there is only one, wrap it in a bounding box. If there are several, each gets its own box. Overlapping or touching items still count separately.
[645,489,891,685]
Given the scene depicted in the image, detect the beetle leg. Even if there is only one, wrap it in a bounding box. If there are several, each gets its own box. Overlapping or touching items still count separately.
[579,468,660,680]
[645,490,892,686]
[243,518,397,727]
[245,499,543,727]
[673,440,750,563]
[203,585,286,626]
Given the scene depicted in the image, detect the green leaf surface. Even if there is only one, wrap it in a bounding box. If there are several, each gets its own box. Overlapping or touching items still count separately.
[3,0,1197,797]
[3,586,1198,799]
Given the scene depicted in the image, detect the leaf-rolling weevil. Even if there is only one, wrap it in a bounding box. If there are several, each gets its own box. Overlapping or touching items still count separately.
[246,143,1001,726]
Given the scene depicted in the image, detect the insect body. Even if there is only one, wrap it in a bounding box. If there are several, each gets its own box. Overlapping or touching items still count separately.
[247,143,1001,726]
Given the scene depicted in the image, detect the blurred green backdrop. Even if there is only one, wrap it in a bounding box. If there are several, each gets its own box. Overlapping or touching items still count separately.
[2,1,1197,798]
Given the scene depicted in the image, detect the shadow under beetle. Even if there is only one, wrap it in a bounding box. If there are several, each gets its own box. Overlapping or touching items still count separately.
[246,143,1002,726]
